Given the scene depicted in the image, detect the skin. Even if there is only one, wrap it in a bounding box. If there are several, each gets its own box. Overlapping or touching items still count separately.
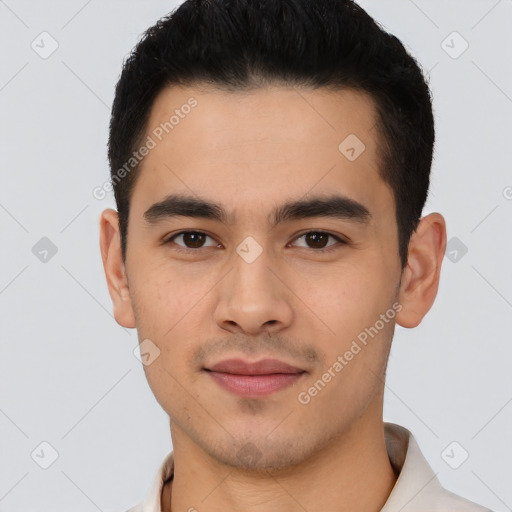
[100,84,446,512]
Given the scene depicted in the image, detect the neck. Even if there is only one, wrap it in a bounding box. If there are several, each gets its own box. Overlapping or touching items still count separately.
[163,399,397,512]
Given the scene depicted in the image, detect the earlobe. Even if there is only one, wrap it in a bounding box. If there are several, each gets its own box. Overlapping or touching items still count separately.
[99,208,136,329]
[396,213,447,328]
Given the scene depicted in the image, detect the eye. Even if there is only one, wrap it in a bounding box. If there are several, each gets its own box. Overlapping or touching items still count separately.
[165,231,220,252]
[290,231,346,252]
[164,230,347,254]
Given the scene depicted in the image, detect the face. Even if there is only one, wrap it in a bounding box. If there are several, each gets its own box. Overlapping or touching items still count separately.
[101,84,437,471]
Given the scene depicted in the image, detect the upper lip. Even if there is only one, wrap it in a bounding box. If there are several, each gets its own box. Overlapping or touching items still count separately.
[206,358,305,375]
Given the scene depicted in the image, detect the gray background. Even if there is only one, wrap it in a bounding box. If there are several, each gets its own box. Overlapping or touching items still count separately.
[0,0,511,511]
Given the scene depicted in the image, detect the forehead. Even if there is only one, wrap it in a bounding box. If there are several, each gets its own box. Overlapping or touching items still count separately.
[131,83,394,226]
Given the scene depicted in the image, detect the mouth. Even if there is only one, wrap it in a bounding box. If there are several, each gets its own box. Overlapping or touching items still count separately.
[203,358,306,398]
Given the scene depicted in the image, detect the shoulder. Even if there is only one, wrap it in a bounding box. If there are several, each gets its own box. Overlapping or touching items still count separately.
[383,423,493,512]
[429,486,493,512]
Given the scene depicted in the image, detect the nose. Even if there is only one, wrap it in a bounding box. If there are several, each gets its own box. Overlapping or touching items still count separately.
[213,247,294,336]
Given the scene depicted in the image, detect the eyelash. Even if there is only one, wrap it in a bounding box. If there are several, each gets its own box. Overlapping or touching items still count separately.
[163,230,347,254]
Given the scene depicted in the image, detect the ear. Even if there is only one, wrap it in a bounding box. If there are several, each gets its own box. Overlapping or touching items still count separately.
[396,212,447,328]
[99,208,136,328]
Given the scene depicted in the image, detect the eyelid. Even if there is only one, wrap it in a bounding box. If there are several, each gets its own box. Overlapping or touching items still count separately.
[290,231,347,250]
[164,231,220,251]
[164,230,348,253]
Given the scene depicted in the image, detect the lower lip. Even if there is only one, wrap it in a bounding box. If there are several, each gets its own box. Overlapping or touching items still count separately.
[207,371,304,397]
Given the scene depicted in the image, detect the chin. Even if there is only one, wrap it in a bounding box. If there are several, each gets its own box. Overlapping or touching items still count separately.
[204,434,316,473]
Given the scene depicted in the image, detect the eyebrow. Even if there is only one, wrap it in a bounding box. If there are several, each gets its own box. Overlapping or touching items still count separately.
[143,193,372,227]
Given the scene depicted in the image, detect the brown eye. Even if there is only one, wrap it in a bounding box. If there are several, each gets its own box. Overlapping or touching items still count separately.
[291,231,345,252]
[166,231,219,251]
[304,232,329,249]
[180,232,206,248]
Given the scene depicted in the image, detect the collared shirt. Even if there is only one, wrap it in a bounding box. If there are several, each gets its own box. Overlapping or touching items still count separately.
[125,422,492,512]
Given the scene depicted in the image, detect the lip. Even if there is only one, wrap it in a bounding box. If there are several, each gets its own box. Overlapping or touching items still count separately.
[208,358,304,375]
[205,358,306,397]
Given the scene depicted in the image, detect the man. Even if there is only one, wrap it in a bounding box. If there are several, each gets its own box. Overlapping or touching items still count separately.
[100,0,492,511]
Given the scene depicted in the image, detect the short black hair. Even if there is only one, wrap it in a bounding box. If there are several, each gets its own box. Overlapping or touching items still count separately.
[108,0,435,269]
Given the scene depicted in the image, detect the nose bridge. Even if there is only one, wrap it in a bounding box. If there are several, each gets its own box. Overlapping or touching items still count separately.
[230,235,276,304]
[214,235,293,334]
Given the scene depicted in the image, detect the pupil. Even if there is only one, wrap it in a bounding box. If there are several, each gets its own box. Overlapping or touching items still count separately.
[184,233,204,248]
[307,233,327,248]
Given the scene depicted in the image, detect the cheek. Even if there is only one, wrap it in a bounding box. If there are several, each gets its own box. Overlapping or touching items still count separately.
[130,266,206,367]
[142,360,189,421]
[295,273,395,417]
[133,278,195,414]
[130,264,203,336]
[299,262,391,343]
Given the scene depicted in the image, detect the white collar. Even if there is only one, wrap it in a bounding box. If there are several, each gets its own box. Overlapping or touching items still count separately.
[133,422,490,512]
